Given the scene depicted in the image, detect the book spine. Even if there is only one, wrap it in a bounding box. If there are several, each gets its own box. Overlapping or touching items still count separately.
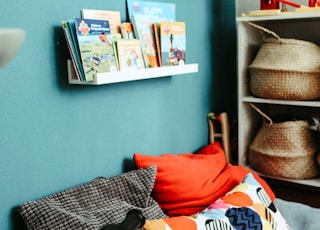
[62,21,85,81]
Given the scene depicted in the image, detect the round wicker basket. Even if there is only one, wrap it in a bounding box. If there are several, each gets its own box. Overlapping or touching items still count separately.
[248,23,320,100]
[250,68,320,100]
[249,104,320,179]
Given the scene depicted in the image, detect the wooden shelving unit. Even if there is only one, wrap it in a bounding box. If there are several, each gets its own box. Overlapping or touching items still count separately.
[236,0,320,189]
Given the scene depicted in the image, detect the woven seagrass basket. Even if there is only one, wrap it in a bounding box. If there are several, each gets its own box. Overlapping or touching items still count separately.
[249,104,320,179]
[248,22,320,100]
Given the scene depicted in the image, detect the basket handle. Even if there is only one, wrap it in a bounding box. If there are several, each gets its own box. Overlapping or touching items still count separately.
[249,103,273,125]
[247,21,281,42]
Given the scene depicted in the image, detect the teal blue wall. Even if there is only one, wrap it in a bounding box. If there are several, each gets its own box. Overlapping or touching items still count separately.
[0,0,236,229]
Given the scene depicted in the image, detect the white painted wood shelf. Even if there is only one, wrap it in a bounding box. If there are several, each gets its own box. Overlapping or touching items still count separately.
[67,59,198,85]
[249,167,320,188]
[236,0,320,189]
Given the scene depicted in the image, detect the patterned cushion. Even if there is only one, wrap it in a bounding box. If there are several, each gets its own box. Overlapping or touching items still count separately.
[199,172,289,230]
[19,166,166,230]
[143,172,289,230]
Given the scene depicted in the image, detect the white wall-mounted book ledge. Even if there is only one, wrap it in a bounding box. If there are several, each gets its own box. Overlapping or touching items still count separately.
[67,60,199,85]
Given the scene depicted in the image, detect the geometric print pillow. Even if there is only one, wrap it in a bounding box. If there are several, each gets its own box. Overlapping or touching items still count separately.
[143,172,290,230]
[199,172,290,230]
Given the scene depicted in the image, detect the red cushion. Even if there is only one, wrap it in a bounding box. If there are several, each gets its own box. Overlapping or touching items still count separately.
[134,142,275,216]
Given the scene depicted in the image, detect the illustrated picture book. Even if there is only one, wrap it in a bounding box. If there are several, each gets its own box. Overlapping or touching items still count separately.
[157,21,186,66]
[81,9,121,36]
[120,22,135,39]
[62,21,85,81]
[116,39,145,71]
[127,0,176,22]
[74,18,118,81]
[153,23,162,66]
[131,14,160,68]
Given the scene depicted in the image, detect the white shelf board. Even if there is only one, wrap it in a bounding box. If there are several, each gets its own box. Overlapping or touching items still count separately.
[67,59,198,85]
[237,11,320,22]
[241,96,320,107]
[247,166,320,189]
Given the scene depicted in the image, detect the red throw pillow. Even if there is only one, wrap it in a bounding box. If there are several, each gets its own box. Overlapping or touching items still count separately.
[134,142,275,216]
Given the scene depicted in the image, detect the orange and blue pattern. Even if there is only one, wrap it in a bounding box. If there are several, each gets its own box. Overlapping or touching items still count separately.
[143,173,289,230]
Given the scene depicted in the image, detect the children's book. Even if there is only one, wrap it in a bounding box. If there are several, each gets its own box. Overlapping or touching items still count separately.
[81,9,121,36]
[62,21,85,81]
[116,39,145,71]
[127,0,176,22]
[131,14,160,68]
[120,22,135,39]
[74,18,118,81]
[158,22,186,66]
[153,23,162,66]
[111,34,122,71]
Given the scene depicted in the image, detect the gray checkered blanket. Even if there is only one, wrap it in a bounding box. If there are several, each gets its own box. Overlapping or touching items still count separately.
[18,166,166,229]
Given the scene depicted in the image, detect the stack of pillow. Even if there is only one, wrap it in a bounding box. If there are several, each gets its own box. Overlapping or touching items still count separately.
[19,142,290,229]
[134,142,289,230]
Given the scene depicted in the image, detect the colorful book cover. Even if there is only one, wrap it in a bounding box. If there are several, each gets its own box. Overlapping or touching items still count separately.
[120,22,135,39]
[153,23,162,66]
[159,22,186,66]
[127,0,176,22]
[74,18,118,81]
[116,39,145,71]
[111,34,122,71]
[62,21,84,81]
[131,14,159,68]
[81,9,121,36]
[67,20,82,65]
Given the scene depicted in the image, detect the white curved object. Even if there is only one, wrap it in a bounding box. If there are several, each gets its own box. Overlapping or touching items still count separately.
[0,28,26,67]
